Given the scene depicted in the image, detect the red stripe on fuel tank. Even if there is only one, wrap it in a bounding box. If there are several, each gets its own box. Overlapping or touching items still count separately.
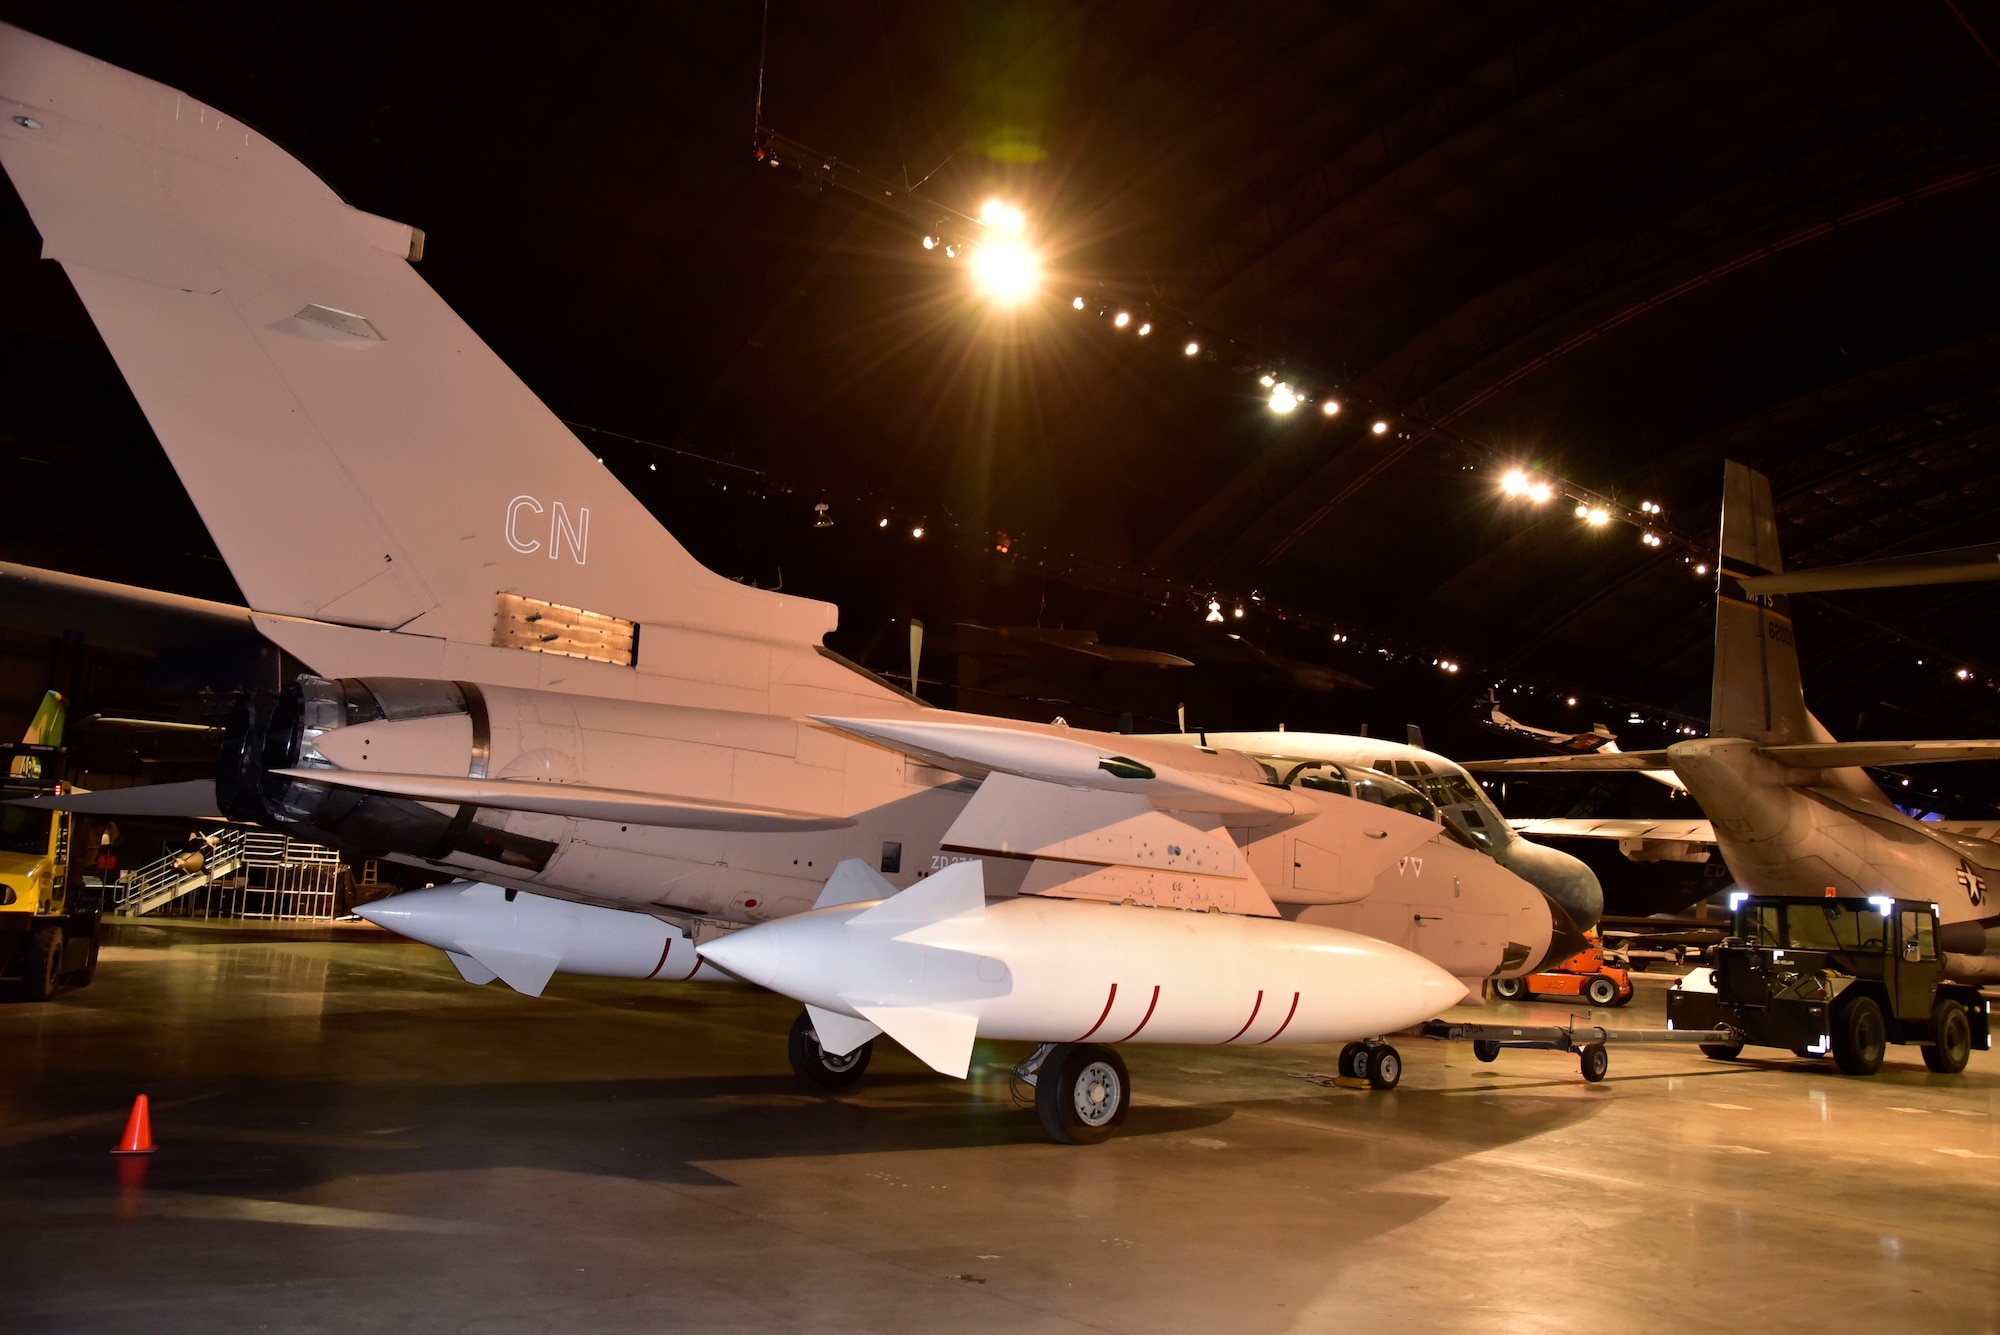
[1225,990,1265,1043]
[1115,986,1162,1042]
[679,940,704,980]
[1073,983,1119,1041]
[644,934,675,980]
[1255,991,1301,1044]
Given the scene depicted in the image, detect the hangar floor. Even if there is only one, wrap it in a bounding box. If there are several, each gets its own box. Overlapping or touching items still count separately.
[4,923,1996,1334]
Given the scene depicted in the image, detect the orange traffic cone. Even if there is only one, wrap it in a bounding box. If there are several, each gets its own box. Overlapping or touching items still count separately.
[111,1094,155,1155]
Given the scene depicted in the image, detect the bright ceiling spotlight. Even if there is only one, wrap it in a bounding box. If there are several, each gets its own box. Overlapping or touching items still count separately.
[1114,311,1131,328]
[1184,341,1201,356]
[968,236,1040,304]
[1371,420,1389,435]
[1566,696,1577,706]
[922,235,937,250]
[1072,295,1085,310]
[1574,504,1589,518]
[1206,599,1224,623]
[1585,507,1610,526]
[979,198,1026,233]
[1526,481,1552,503]
[1641,531,1662,547]
[1958,667,1973,680]
[1233,605,1245,618]
[1501,469,1529,497]
[1320,399,1340,416]
[1137,322,1152,336]
[1695,563,1708,575]
[1268,383,1299,413]
[878,517,889,528]
[911,525,925,539]
[943,243,958,258]
[1259,373,1276,387]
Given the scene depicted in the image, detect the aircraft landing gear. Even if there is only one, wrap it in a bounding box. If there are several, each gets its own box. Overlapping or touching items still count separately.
[1019,1042,1130,1144]
[787,1008,872,1090]
[1338,1039,1403,1089]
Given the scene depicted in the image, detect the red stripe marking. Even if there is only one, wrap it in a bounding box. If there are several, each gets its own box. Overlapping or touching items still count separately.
[1255,992,1301,1044]
[644,933,675,980]
[1224,990,1264,1043]
[1073,983,1118,1041]
[680,942,704,980]
[1115,986,1161,1042]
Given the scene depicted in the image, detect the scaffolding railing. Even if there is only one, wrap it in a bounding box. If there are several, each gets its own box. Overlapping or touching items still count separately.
[111,827,345,920]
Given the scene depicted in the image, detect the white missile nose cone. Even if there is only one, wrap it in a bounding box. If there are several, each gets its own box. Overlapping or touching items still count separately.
[352,901,386,927]
[695,923,783,990]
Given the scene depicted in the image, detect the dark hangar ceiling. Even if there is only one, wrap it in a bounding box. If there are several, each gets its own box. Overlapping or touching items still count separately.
[1,0,1998,806]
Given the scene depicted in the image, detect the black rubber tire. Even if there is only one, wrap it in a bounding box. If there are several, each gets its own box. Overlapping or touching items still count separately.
[1699,1043,1744,1061]
[1345,1042,1373,1080]
[1791,1047,1819,1059]
[1922,999,1972,1075]
[1036,1043,1129,1145]
[786,1008,872,1090]
[1832,995,1887,1077]
[1491,977,1526,1001]
[1365,1044,1402,1090]
[1472,1039,1501,1063]
[1579,1043,1609,1083]
[1337,1042,1364,1078]
[61,932,99,989]
[1585,976,1619,1007]
[19,926,62,1002]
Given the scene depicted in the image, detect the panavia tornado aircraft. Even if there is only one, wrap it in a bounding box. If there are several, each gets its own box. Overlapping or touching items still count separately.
[1467,463,2000,983]
[0,25,1588,1137]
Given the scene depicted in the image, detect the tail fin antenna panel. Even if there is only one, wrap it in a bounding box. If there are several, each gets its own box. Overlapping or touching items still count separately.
[1712,462,1812,744]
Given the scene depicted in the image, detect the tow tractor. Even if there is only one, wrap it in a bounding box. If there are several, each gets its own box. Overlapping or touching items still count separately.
[1489,934,1634,1007]
[1667,892,1990,1075]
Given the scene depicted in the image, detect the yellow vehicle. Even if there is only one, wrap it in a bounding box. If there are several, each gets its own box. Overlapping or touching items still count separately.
[1,692,101,1000]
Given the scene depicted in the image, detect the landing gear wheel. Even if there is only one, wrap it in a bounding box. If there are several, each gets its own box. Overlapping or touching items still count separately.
[1585,976,1619,1007]
[1832,995,1886,1076]
[19,926,62,1002]
[1922,999,1972,1075]
[1491,977,1526,1001]
[787,1008,872,1090]
[1364,1044,1402,1090]
[1699,1043,1744,1061]
[1472,1039,1502,1063]
[1579,1044,1609,1083]
[1036,1043,1129,1145]
[1338,1042,1364,1078]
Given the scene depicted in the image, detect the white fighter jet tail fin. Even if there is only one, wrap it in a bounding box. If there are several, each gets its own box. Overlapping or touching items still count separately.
[0,24,835,657]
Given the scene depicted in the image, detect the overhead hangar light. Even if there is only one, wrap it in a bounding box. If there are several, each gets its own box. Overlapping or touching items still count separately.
[1268,383,1298,413]
[969,236,1040,304]
[1259,373,1276,387]
[1138,322,1151,336]
[1072,295,1085,310]
[1371,420,1389,435]
[980,198,1026,233]
[1321,399,1340,416]
[922,235,937,250]
[1586,507,1610,526]
[1501,469,1529,497]
[1206,598,1224,623]
[1527,481,1552,503]
[1184,341,1201,356]
[1114,311,1131,328]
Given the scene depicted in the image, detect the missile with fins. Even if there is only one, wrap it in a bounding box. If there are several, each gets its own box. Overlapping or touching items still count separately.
[696,859,1467,1077]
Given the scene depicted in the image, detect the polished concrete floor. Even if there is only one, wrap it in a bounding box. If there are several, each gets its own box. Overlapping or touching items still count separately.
[4,922,1997,1334]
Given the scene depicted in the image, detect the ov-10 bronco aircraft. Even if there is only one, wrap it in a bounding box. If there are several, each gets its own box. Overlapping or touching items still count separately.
[0,25,1581,1138]
[1467,463,2000,985]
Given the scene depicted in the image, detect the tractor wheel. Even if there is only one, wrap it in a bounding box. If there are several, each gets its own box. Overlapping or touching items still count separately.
[1491,977,1526,1001]
[1832,995,1887,1076]
[1922,999,1972,1075]
[19,926,63,1002]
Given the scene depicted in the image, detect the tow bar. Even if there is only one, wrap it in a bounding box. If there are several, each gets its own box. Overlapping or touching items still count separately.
[1415,1017,1744,1083]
